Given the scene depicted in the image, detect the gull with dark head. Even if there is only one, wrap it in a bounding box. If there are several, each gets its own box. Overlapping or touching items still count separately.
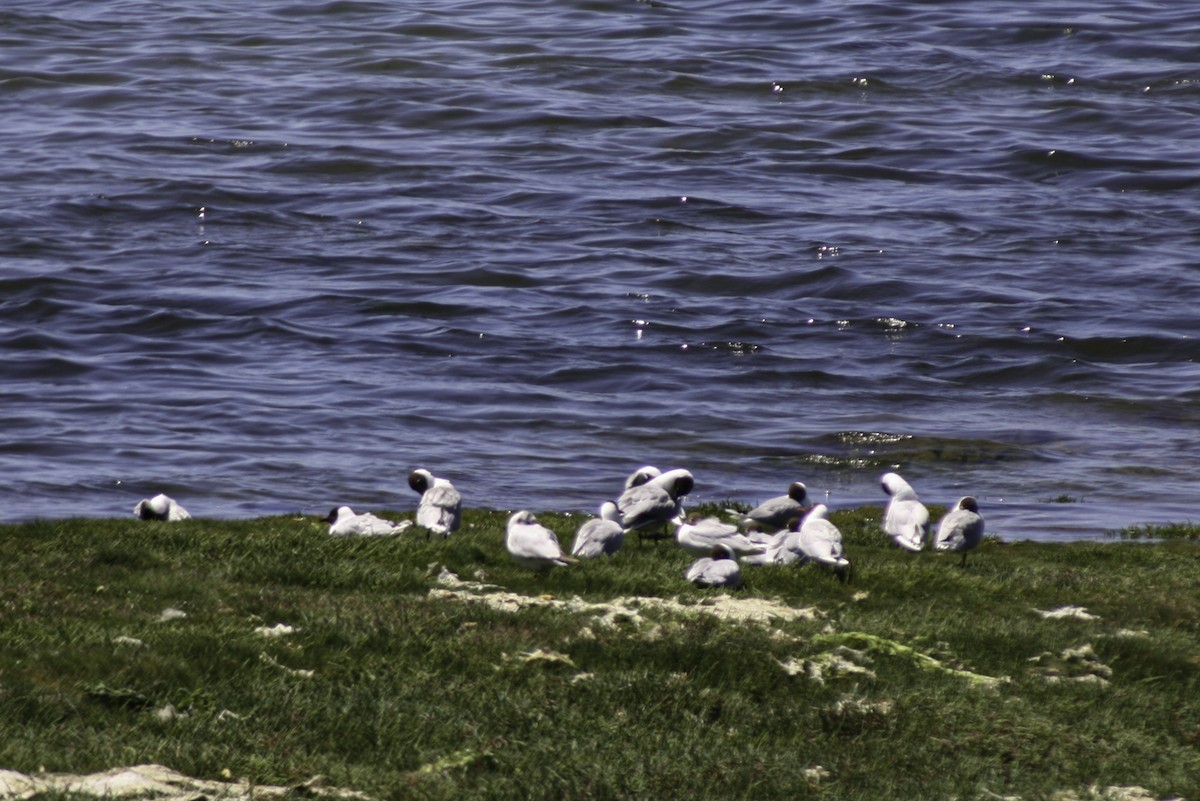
[742,481,809,532]
[133,493,190,522]
[933,496,985,566]
[506,510,576,570]
[408,468,462,538]
[881,472,929,552]
[685,544,743,589]
[323,506,410,537]
[571,501,624,558]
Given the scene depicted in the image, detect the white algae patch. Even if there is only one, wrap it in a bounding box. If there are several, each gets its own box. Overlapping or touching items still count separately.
[1035,605,1100,621]
[1029,643,1113,687]
[0,764,369,801]
[429,568,820,628]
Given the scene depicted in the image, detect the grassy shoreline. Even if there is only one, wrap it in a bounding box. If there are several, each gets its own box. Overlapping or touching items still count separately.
[1,505,1197,800]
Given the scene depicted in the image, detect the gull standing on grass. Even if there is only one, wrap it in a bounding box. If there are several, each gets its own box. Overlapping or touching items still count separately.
[408,468,462,537]
[742,481,809,532]
[881,472,930,552]
[617,468,693,542]
[506,511,576,570]
[685,544,743,589]
[571,501,625,558]
[933,496,985,566]
[797,504,852,580]
[322,506,411,537]
[133,493,190,521]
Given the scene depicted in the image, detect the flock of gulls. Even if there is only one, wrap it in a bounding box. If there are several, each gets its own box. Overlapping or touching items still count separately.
[134,465,986,587]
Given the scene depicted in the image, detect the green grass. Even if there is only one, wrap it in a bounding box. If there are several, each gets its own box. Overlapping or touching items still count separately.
[2,506,1199,800]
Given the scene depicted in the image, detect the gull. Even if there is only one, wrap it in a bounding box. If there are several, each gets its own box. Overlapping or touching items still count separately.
[617,468,693,543]
[685,545,743,589]
[322,506,410,537]
[796,504,851,580]
[742,481,809,531]
[675,513,765,556]
[739,527,804,567]
[506,511,576,570]
[624,465,662,490]
[571,501,625,558]
[933,496,985,566]
[408,468,462,537]
[133,493,190,521]
[881,472,929,551]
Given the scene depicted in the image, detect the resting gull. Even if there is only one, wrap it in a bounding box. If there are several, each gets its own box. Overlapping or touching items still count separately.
[571,501,625,558]
[322,506,410,537]
[742,481,809,531]
[675,513,765,557]
[797,503,851,580]
[506,510,576,570]
[933,496,985,566]
[685,544,743,589]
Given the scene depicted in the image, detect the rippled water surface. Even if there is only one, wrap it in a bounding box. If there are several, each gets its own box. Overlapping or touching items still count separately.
[3,0,1199,540]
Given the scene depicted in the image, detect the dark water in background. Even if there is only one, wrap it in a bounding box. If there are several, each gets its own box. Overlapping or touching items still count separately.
[2,1,1199,540]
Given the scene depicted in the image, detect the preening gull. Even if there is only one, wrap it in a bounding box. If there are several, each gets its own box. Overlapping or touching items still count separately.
[797,504,851,580]
[933,496,985,566]
[133,493,190,522]
[675,513,765,557]
[322,506,410,537]
[506,510,575,570]
[685,544,743,589]
[408,468,462,537]
[742,481,809,531]
[571,501,625,558]
[617,468,693,542]
[623,465,662,490]
[881,472,929,551]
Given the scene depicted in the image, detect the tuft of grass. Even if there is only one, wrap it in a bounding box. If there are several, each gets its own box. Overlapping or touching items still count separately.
[0,506,1199,800]
[1107,521,1200,540]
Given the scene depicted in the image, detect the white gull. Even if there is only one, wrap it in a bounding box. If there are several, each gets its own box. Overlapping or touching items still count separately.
[322,506,410,537]
[133,493,190,522]
[408,468,462,537]
[506,510,576,570]
[881,472,929,552]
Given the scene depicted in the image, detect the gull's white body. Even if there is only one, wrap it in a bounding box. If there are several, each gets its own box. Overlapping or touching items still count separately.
[408,469,462,537]
[881,472,929,551]
[675,514,765,556]
[133,493,190,522]
[797,504,851,573]
[506,510,574,570]
[324,506,408,537]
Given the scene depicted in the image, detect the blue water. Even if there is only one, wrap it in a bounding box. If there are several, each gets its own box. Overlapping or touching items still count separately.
[2,1,1199,540]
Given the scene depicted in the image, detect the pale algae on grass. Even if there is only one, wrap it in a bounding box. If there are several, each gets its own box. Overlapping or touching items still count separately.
[1,505,1199,801]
